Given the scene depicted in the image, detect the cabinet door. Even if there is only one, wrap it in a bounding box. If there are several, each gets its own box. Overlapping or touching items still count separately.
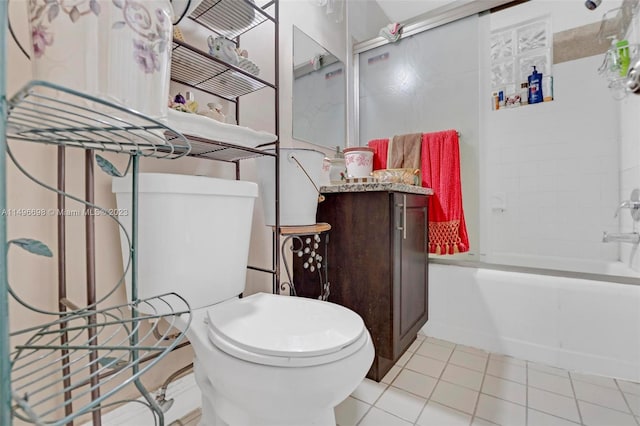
[394,193,429,357]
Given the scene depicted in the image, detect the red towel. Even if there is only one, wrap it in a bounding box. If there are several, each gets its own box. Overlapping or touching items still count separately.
[367,138,389,170]
[421,130,469,255]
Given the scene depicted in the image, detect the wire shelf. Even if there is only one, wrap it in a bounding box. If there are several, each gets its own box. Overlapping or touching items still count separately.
[165,132,276,162]
[189,0,274,39]
[6,81,191,159]
[171,39,273,100]
[10,292,191,426]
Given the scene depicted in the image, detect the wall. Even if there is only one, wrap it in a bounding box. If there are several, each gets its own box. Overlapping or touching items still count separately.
[619,12,640,271]
[480,2,622,269]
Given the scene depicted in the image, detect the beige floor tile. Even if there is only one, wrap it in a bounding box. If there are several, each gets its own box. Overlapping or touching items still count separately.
[481,374,526,405]
[527,408,580,426]
[578,400,638,426]
[619,380,640,396]
[381,365,402,385]
[406,339,423,353]
[489,353,526,367]
[430,380,479,415]
[455,344,489,358]
[441,363,484,391]
[471,417,499,426]
[416,341,454,361]
[405,353,447,378]
[392,368,438,399]
[528,361,570,378]
[528,369,574,397]
[449,350,488,372]
[416,401,472,426]
[335,396,371,426]
[351,378,387,404]
[486,359,527,384]
[475,394,526,426]
[528,387,580,423]
[624,392,640,416]
[570,371,618,390]
[426,336,456,348]
[358,406,413,426]
[396,350,413,366]
[375,386,426,423]
[572,379,630,413]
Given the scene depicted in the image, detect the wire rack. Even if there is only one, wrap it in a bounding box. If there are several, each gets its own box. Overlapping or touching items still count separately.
[171,39,273,100]
[189,0,274,39]
[11,293,191,426]
[6,80,191,159]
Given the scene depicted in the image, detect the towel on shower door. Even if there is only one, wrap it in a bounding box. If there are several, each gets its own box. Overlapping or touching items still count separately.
[421,130,469,255]
[367,138,389,170]
[389,133,422,169]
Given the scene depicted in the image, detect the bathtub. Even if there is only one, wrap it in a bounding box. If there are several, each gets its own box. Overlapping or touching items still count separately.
[422,262,640,381]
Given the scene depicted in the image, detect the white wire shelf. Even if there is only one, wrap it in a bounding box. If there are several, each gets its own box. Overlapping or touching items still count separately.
[6,81,192,159]
[188,0,274,39]
[10,292,191,426]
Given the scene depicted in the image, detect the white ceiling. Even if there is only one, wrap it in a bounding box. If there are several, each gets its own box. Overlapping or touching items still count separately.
[374,0,453,23]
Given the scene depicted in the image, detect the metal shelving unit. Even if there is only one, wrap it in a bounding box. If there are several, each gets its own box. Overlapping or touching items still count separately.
[1,80,194,426]
[0,0,280,423]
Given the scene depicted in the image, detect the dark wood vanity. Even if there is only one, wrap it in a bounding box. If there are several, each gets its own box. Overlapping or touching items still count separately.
[294,184,431,381]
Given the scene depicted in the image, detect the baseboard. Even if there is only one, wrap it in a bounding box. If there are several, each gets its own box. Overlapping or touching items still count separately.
[81,373,201,426]
[423,321,640,382]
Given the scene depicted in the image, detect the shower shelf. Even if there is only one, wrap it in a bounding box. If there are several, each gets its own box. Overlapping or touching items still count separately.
[10,293,191,426]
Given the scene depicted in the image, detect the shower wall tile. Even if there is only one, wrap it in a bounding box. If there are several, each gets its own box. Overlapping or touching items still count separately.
[486,55,619,265]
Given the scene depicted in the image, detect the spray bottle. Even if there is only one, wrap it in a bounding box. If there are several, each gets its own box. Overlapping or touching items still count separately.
[528,66,543,104]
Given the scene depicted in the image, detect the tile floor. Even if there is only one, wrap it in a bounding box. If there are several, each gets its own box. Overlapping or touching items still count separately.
[174,333,640,426]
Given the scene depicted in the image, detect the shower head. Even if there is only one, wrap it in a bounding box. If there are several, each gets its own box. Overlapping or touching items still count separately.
[585,0,602,10]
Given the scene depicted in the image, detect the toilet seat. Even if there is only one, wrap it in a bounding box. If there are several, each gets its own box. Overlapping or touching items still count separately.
[206,292,368,367]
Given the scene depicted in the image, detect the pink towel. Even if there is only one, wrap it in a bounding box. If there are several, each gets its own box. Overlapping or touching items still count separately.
[367,138,389,170]
[421,130,469,255]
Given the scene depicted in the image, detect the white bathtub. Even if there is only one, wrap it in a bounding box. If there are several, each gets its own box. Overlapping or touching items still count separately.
[423,263,640,381]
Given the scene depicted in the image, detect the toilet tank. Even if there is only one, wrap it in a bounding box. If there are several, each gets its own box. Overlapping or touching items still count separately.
[112,173,258,313]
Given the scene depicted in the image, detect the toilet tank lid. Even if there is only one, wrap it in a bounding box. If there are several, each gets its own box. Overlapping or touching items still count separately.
[112,173,258,198]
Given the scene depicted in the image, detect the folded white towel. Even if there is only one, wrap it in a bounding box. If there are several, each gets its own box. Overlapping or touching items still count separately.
[167,109,277,148]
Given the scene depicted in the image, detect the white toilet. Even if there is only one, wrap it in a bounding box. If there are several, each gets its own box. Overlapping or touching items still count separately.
[112,173,374,426]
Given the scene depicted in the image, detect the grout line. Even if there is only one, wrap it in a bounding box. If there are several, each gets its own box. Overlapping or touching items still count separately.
[567,369,585,426]
[410,340,458,425]
[527,407,582,426]
[615,378,640,426]
[469,352,490,426]
[525,358,529,426]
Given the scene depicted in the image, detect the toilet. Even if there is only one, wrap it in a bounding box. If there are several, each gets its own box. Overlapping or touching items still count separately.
[112,173,374,426]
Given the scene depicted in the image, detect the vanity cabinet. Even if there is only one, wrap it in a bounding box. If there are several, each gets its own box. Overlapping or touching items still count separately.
[296,189,429,381]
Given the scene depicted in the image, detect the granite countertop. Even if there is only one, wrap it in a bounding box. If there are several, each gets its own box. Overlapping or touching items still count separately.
[320,182,433,195]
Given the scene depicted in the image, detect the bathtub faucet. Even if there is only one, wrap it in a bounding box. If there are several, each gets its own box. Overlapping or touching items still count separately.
[602,231,640,244]
[614,200,640,218]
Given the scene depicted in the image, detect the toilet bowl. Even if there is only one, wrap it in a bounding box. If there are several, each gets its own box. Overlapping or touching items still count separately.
[112,173,374,426]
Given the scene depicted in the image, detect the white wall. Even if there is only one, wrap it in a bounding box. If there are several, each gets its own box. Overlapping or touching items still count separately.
[618,12,640,271]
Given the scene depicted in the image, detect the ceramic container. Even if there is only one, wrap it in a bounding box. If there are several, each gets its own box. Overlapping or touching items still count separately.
[208,35,239,65]
[319,157,331,186]
[343,147,374,178]
[28,0,173,122]
[329,158,346,183]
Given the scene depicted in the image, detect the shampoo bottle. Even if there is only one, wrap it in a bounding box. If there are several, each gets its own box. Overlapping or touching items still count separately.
[528,66,543,104]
